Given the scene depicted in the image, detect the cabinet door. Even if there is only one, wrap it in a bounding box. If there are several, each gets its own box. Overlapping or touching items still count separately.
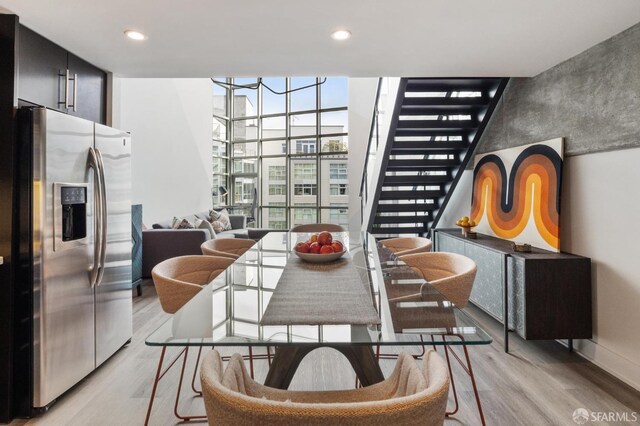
[67,53,106,124]
[437,232,465,254]
[464,243,504,321]
[18,25,67,111]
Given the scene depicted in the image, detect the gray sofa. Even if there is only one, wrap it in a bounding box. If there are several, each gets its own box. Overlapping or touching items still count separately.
[142,211,248,278]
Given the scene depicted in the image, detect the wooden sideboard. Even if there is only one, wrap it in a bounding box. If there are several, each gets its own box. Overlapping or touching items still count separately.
[433,229,592,351]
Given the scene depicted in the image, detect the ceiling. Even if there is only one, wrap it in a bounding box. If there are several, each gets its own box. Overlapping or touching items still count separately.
[2,0,640,78]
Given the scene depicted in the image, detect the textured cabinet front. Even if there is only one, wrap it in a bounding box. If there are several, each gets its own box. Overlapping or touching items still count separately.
[438,231,465,253]
[463,242,505,321]
[508,257,526,337]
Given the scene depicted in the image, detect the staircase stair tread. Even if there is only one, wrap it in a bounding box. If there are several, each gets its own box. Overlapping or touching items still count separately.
[371,227,430,235]
[396,120,478,130]
[404,78,503,91]
[399,105,487,115]
[374,215,431,224]
[390,142,467,152]
[388,158,459,165]
[402,96,490,107]
[394,129,473,138]
[383,175,451,184]
[377,203,439,212]
[379,190,442,199]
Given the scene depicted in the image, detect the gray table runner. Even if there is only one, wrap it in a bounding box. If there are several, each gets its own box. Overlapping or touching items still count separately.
[261,253,381,326]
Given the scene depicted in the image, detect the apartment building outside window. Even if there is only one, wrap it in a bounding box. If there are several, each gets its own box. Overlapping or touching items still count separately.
[293,163,316,180]
[269,165,286,180]
[213,77,348,228]
[330,183,348,196]
[329,163,348,180]
[269,184,286,196]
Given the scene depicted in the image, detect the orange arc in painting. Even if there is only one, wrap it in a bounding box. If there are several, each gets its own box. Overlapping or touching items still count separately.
[470,145,562,249]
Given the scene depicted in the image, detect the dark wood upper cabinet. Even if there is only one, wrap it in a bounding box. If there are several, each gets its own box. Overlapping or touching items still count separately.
[18,25,67,112]
[17,25,107,124]
[67,53,106,124]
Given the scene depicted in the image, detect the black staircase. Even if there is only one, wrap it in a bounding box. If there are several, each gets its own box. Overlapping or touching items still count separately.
[367,77,508,238]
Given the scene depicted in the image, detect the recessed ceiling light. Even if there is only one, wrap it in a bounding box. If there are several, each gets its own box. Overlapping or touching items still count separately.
[124,30,146,41]
[331,29,351,41]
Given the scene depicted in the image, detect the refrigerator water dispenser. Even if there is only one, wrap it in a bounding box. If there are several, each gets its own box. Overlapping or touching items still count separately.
[53,182,89,251]
[61,186,87,241]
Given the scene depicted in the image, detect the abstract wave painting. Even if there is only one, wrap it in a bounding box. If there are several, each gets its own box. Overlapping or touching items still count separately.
[471,139,564,252]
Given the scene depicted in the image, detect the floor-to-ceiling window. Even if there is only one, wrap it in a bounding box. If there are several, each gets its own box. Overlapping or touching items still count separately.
[213,77,348,229]
[212,78,230,207]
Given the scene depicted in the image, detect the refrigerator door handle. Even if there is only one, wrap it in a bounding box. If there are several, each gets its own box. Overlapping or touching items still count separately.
[95,148,108,286]
[87,147,103,288]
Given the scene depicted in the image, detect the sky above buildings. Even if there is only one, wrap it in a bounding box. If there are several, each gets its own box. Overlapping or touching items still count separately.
[213,77,348,130]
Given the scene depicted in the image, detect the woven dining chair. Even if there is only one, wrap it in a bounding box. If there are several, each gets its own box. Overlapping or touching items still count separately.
[145,255,235,425]
[397,251,478,419]
[290,223,345,232]
[399,252,477,309]
[380,237,433,256]
[201,238,256,259]
[200,350,449,426]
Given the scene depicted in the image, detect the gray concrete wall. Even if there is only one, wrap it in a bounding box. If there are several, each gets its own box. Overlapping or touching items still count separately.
[476,22,640,157]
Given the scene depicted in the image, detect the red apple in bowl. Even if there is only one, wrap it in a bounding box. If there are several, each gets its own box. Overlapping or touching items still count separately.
[309,242,321,254]
[331,241,344,253]
[317,231,333,246]
[295,242,310,253]
[320,245,335,254]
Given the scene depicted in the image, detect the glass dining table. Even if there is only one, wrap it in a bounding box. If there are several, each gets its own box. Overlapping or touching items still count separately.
[145,231,492,424]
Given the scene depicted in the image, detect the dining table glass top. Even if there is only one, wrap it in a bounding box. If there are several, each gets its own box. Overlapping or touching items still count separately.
[145,231,493,347]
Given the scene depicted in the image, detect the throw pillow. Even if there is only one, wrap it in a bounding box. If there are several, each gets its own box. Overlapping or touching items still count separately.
[209,208,232,231]
[194,218,216,239]
[171,217,194,229]
[210,220,225,233]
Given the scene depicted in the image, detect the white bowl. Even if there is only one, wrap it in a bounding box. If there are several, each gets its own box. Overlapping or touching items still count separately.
[294,249,347,264]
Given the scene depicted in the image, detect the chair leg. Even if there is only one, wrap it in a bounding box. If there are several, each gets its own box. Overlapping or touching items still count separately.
[144,347,167,426]
[174,347,207,422]
[248,346,255,379]
[190,346,204,396]
[442,342,460,416]
[442,335,487,426]
[462,344,487,426]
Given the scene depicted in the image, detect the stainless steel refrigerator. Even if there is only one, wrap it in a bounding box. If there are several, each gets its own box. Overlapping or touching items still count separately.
[18,107,132,409]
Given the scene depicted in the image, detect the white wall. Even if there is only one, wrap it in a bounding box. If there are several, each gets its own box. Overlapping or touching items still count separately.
[347,78,379,235]
[560,148,640,390]
[437,170,474,227]
[112,78,213,225]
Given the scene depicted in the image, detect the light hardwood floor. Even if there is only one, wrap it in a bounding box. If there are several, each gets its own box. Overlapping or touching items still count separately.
[12,281,640,426]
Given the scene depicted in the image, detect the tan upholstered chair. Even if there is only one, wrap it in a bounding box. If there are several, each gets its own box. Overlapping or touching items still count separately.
[399,252,477,308]
[201,238,256,259]
[200,350,449,426]
[381,237,433,256]
[152,255,235,313]
[290,223,345,232]
[146,255,235,425]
